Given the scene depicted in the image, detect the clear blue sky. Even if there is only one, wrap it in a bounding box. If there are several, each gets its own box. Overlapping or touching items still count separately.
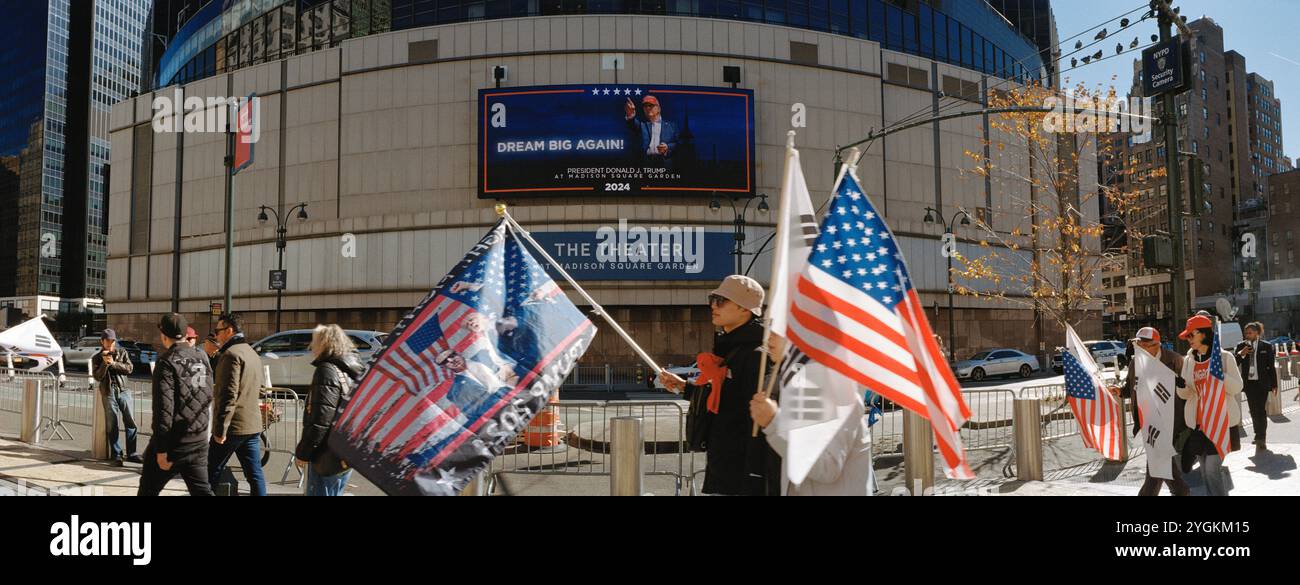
[1052,0,1300,163]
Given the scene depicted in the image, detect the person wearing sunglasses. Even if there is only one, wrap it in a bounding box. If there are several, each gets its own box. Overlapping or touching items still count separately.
[658,275,778,495]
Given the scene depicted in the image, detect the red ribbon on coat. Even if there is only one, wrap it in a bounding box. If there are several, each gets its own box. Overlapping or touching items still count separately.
[694,352,728,414]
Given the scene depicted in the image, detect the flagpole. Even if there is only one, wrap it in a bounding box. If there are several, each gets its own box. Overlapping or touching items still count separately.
[497,205,663,377]
[752,142,859,436]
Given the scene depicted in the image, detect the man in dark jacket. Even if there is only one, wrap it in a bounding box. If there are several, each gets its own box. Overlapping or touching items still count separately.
[209,312,267,496]
[1235,322,1276,449]
[659,275,780,495]
[138,313,215,496]
[92,329,140,465]
[1113,327,1188,496]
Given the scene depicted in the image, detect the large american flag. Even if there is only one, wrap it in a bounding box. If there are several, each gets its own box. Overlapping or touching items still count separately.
[1197,328,1232,458]
[1063,325,1124,460]
[330,221,595,495]
[787,172,973,479]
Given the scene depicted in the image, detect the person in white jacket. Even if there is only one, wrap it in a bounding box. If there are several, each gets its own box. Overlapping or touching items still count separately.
[1175,315,1244,496]
[749,336,874,496]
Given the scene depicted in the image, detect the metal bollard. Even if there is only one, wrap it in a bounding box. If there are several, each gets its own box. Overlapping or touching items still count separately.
[902,409,934,495]
[20,380,41,444]
[1013,397,1043,481]
[460,470,487,496]
[91,384,109,459]
[609,416,644,496]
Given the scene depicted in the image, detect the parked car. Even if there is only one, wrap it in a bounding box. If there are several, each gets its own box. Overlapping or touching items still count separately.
[61,336,104,370]
[647,362,702,390]
[115,340,157,372]
[252,329,387,389]
[1051,340,1126,373]
[953,349,1039,382]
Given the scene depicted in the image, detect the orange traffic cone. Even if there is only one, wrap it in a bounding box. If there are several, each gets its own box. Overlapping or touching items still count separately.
[522,392,566,451]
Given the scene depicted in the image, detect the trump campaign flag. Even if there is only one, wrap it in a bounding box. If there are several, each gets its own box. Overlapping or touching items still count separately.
[330,220,596,495]
[1063,325,1124,460]
[766,139,867,486]
[785,171,973,479]
[0,316,64,372]
[1132,347,1177,479]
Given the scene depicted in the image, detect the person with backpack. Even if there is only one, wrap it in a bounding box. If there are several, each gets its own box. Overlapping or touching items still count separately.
[294,325,364,496]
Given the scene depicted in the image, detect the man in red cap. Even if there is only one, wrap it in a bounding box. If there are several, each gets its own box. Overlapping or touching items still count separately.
[1174,314,1244,496]
[1111,326,1188,496]
[184,327,199,348]
[623,94,679,166]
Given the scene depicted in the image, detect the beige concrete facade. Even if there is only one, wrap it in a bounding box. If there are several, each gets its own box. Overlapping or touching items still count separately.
[108,15,1099,365]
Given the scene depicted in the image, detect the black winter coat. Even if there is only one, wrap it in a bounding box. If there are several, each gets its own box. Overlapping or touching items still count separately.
[686,317,781,495]
[294,354,363,475]
[150,343,213,453]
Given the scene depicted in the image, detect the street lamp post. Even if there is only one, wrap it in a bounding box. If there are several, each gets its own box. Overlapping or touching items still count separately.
[923,206,971,362]
[257,203,308,333]
[709,192,769,274]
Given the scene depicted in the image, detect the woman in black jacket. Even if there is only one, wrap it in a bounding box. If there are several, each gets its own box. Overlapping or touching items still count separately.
[294,324,364,496]
[660,275,780,495]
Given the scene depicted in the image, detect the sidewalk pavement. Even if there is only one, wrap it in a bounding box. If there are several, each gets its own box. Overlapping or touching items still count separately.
[0,435,308,495]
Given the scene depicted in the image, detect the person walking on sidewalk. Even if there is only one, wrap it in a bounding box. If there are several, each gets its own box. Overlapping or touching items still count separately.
[92,329,140,466]
[208,313,267,496]
[1234,322,1276,451]
[658,275,780,496]
[1176,315,1244,496]
[138,314,215,496]
[294,325,363,496]
[1110,327,1189,496]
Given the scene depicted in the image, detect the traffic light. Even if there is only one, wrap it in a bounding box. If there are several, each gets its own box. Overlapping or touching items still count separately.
[1143,234,1175,269]
[1187,155,1205,216]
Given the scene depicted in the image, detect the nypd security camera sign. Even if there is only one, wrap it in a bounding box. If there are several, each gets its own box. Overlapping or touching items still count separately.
[1142,39,1189,98]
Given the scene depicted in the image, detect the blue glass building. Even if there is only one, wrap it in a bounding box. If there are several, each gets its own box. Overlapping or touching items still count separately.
[0,0,148,303]
[151,0,1049,89]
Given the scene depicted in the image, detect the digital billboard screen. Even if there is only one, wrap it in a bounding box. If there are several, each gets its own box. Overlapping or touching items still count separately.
[478,84,754,198]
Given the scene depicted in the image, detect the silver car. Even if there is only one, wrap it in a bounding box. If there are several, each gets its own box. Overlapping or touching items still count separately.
[953,349,1040,382]
[61,336,104,371]
[252,329,387,389]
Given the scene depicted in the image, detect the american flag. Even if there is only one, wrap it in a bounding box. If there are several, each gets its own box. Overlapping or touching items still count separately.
[330,221,595,495]
[1197,327,1232,458]
[1062,325,1124,460]
[787,172,973,479]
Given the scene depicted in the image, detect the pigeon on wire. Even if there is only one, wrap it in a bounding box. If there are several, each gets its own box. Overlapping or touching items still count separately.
[1075,40,1083,50]
[1094,28,1108,41]
[1131,37,1140,49]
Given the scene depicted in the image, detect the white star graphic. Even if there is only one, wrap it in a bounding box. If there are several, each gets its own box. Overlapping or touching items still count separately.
[878,247,888,256]
[882,296,893,303]
[848,191,862,201]
[836,207,847,216]
[827,225,838,235]
[821,259,833,268]
[851,253,862,262]
[832,241,843,250]
[876,282,888,290]
[865,212,876,220]
[816,244,827,253]
[837,255,848,264]
[866,253,877,261]
[842,270,853,278]
[634,88,642,95]
[847,239,858,248]
[592,88,600,95]
[858,268,869,276]
[603,88,610,95]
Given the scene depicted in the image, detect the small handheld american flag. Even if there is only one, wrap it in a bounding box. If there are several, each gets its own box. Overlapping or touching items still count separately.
[1063,325,1124,460]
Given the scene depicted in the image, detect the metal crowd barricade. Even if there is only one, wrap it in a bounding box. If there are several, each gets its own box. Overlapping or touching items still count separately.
[1019,384,1079,441]
[1,369,72,441]
[960,389,1018,452]
[485,400,693,495]
[261,387,305,487]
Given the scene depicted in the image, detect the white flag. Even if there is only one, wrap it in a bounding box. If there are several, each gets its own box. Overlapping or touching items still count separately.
[766,138,864,486]
[1133,347,1177,479]
[0,316,64,372]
